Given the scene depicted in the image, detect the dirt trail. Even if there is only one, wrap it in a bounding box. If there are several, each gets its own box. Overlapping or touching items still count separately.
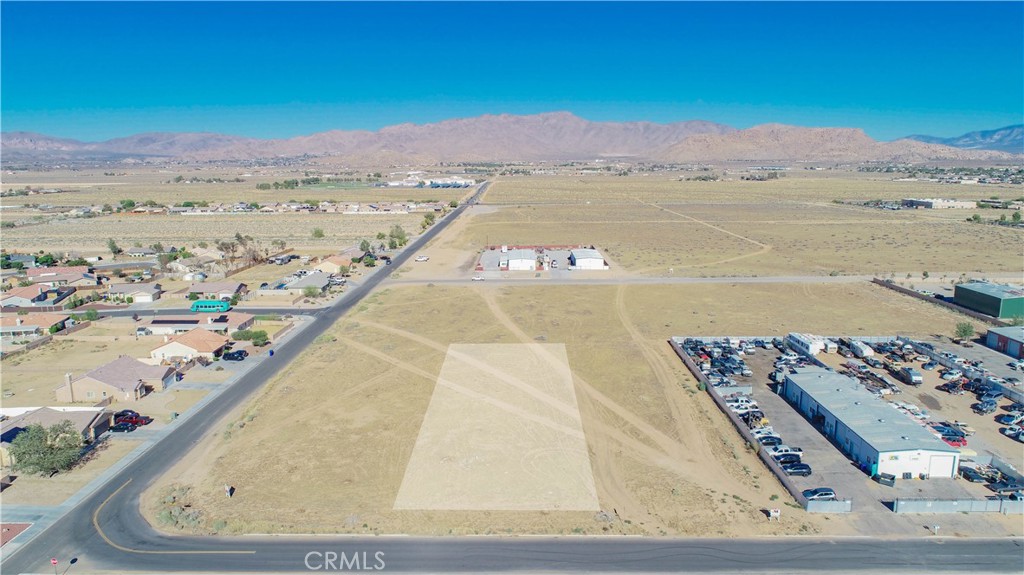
[632,201,773,273]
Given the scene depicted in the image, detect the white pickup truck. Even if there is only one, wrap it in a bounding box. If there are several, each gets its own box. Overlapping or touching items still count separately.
[767,445,804,458]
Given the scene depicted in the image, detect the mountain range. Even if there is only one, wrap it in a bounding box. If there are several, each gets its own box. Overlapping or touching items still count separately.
[905,125,1022,154]
[2,113,1019,164]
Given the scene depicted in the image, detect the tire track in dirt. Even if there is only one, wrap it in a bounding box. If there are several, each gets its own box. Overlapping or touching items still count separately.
[613,285,758,494]
[336,336,587,440]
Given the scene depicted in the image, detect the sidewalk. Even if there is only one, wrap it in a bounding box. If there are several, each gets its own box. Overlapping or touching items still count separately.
[0,314,319,559]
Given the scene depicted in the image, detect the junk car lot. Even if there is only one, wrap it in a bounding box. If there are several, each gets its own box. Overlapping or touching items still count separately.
[674,335,1024,521]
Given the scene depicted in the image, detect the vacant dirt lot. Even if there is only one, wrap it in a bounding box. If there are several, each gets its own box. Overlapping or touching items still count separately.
[0,213,424,255]
[150,277,1007,539]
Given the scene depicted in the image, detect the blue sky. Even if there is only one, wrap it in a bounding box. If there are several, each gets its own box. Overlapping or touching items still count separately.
[2,2,1021,141]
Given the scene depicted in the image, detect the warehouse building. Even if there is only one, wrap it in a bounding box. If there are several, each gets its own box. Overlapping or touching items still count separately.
[569,248,608,270]
[985,326,1024,359]
[783,367,959,479]
[499,248,538,271]
[954,282,1024,319]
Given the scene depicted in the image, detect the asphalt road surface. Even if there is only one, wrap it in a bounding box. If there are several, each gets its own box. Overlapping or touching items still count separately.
[4,182,1023,573]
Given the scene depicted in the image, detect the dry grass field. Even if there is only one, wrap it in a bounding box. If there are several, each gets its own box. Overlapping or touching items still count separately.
[483,174,1022,205]
[449,176,1022,276]
[1,168,468,206]
[0,212,424,254]
[145,279,1015,538]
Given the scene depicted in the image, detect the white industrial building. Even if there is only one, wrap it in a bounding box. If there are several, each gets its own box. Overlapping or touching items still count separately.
[500,248,538,271]
[783,367,959,479]
[568,248,608,270]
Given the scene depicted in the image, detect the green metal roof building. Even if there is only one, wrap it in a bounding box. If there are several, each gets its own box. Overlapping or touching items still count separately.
[954,282,1024,319]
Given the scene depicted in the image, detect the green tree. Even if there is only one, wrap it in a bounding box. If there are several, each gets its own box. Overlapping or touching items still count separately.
[232,329,269,346]
[359,239,371,252]
[302,286,321,298]
[188,293,200,301]
[107,238,122,255]
[48,324,61,334]
[376,232,386,240]
[312,228,325,239]
[151,242,164,253]
[337,265,350,276]
[954,322,975,341]
[1013,211,1022,223]
[36,253,57,266]
[388,224,408,246]
[448,200,458,208]
[363,258,376,268]
[388,237,398,250]
[922,271,929,279]
[256,183,272,190]
[119,199,136,210]
[970,214,982,223]
[84,309,99,321]
[8,421,84,475]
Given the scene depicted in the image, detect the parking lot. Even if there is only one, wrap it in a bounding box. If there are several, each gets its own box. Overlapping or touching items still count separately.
[677,336,1022,521]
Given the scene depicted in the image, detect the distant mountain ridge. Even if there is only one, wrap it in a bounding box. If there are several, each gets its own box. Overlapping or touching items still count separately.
[2,113,1019,164]
[906,125,1023,154]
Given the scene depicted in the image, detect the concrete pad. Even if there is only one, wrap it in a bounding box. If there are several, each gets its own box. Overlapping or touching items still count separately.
[394,343,598,511]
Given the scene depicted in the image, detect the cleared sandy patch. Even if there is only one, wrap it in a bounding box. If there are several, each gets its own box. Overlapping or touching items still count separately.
[394,343,598,511]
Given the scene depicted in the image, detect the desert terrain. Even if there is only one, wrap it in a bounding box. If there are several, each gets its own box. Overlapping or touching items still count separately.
[137,172,1022,539]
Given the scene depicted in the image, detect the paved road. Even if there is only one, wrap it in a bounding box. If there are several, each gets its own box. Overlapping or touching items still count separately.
[4,183,1023,574]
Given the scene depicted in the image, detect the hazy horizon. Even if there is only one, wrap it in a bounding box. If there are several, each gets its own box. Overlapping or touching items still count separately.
[2,2,1022,141]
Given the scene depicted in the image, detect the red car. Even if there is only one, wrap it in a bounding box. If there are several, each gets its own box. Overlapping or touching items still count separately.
[942,436,967,448]
[116,415,153,426]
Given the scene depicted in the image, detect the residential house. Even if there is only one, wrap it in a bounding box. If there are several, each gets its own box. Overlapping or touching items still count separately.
[140,312,254,336]
[315,255,351,275]
[55,355,176,403]
[0,285,50,308]
[281,271,331,295]
[7,254,37,268]
[150,328,230,361]
[185,281,247,301]
[125,247,158,257]
[0,313,71,339]
[0,407,112,467]
[106,282,162,303]
[26,265,99,287]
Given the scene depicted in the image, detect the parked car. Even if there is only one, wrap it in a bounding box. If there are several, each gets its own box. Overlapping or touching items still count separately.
[973,401,998,415]
[758,435,784,447]
[109,422,137,433]
[988,481,1024,495]
[471,276,485,281]
[773,453,802,466]
[921,361,938,371]
[114,409,140,419]
[116,415,153,426]
[941,435,967,448]
[414,256,430,262]
[781,463,812,477]
[223,350,248,361]
[802,487,837,501]
[959,466,988,483]
[767,445,804,458]
[750,427,776,438]
[949,421,976,436]
[996,412,1023,426]
[979,390,1004,402]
